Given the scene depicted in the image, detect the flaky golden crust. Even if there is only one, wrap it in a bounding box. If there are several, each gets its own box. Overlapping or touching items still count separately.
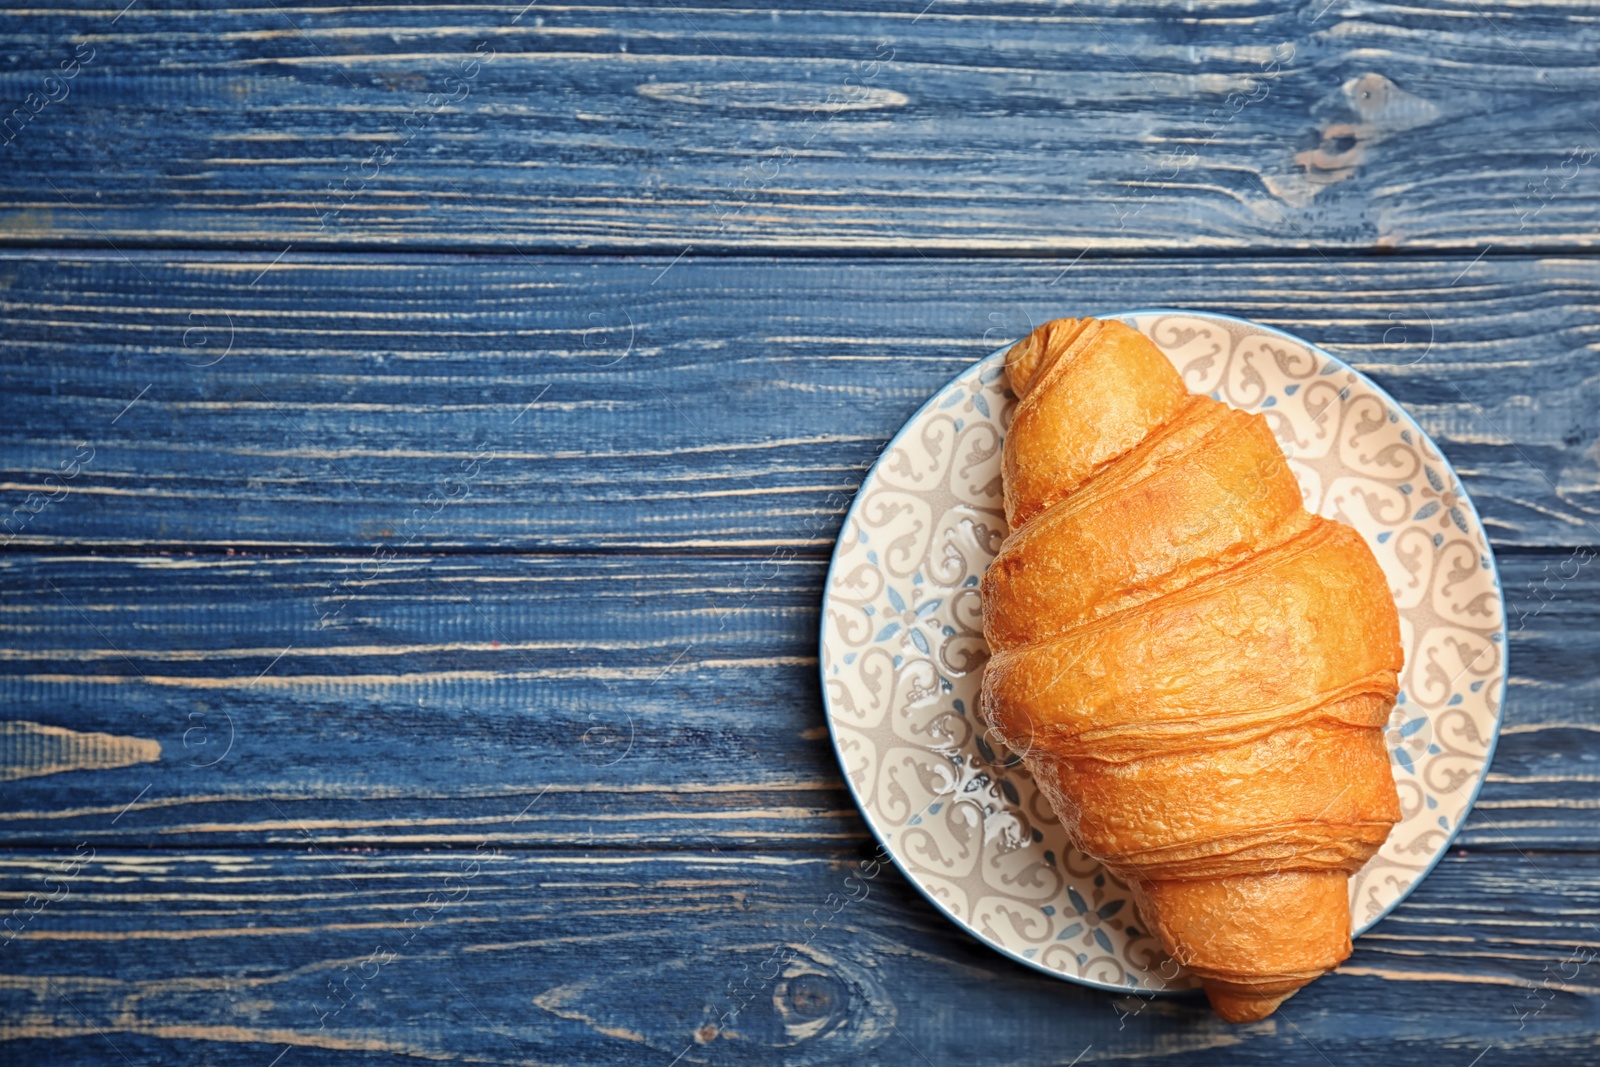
[980,317,1404,1022]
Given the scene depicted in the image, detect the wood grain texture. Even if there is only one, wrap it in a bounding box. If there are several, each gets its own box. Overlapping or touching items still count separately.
[5,3,1600,1055]
[2,848,1596,1066]
[4,251,1600,550]
[0,549,1591,853]
[2,2,1600,252]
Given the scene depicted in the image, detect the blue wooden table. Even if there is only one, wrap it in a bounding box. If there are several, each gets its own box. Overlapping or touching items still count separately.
[3,3,1599,1064]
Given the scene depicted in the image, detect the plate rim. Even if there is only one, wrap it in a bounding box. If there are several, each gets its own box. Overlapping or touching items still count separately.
[816,307,1508,994]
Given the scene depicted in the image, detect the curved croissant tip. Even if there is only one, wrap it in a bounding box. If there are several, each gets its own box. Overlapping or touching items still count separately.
[1003,332,1042,398]
[1203,983,1300,1023]
[1005,316,1098,399]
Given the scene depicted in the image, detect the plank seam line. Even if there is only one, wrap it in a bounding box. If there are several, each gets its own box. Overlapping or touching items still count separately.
[6,244,1600,263]
[0,543,1588,560]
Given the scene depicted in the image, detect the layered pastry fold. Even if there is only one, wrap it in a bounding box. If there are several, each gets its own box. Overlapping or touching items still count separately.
[980,317,1403,1022]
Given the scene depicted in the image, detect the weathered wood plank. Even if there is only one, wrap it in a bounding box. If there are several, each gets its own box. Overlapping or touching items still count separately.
[2,2,1600,252]
[4,5,1594,1061]
[1,847,1596,1065]
[0,550,1593,851]
[0,551,848,848]
[3,252,1599,549]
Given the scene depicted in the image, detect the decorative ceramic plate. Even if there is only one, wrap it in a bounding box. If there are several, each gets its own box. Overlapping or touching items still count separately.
[819,309,1506,994]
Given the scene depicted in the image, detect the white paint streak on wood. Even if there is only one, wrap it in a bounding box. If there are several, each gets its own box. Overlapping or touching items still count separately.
[0,720,160,782]
[1475,798,1600,809]
[14,659,813,689]
[1333,965,1600,995]
[0,641,741,662]
[637,81,909,111]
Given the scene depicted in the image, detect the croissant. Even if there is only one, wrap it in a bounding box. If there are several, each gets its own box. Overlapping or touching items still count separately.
[979,317,1403,1022]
